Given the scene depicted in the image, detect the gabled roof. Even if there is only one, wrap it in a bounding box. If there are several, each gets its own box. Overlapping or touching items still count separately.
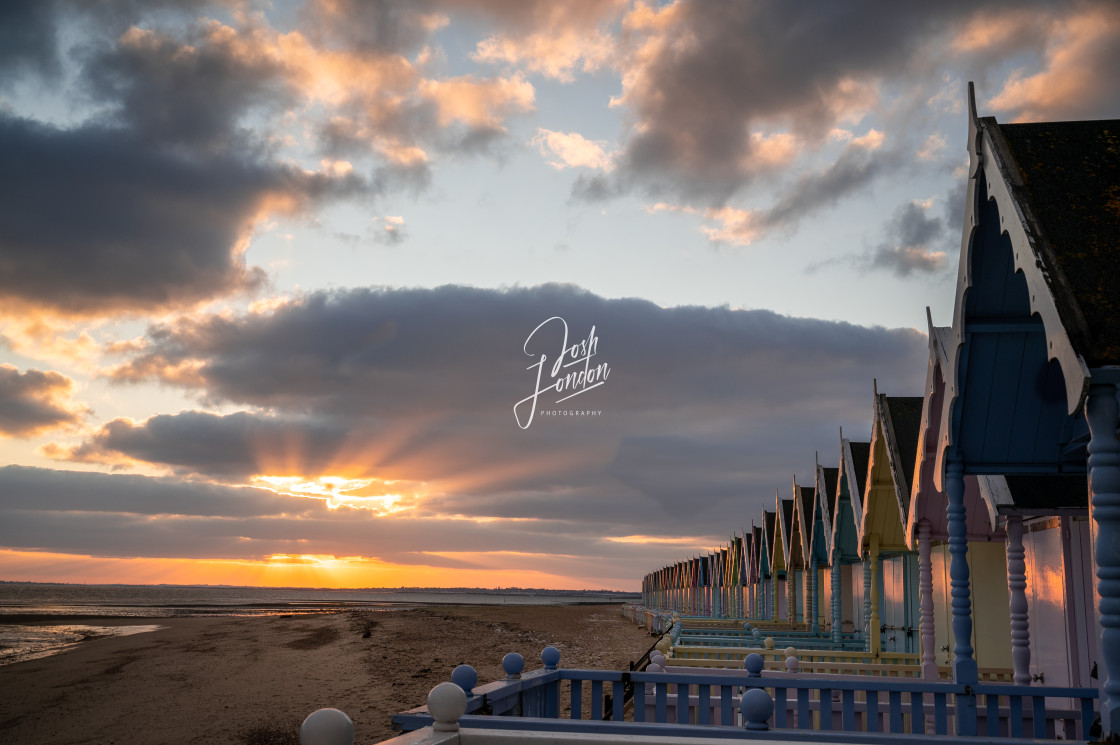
[908,311,1001,548]
[751,524,763,582]
[860,384,923,554]
[832,436,869,563]
[791,481,814,569]
[849,441,870,510]
[773,494,794,573]
[811,463,838,565]
[761,509,776,575]
[934,84,1110,485]
[998,121,1120,368]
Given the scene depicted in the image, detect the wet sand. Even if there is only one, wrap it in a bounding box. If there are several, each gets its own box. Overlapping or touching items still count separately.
[0,604,654,744]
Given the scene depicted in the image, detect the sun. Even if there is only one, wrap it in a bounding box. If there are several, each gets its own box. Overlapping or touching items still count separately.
[252,475,419,516]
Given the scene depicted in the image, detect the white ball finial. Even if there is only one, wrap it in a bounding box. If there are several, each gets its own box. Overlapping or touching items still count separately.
[300,708,354,745]
[428,681,468,732]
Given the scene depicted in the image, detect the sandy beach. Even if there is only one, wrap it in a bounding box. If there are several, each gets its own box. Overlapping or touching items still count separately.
[0,604,654,744]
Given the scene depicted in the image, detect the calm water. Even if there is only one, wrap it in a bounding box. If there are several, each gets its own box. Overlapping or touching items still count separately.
[0,583,635,666]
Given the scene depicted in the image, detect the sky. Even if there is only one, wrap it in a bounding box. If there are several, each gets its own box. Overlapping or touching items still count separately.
[1,0,1118,591]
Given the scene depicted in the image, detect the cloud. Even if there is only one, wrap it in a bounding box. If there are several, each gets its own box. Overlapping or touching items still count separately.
[917,132,948,162]
[80,21,291,151]
[0,364,89,437]
[531,128,614,170]
[0,464,687,587]
[866,199,948,276]
[565,0,1116,246]
[0,1,62,83]
[987,3,1120,121]
[0,114,363,317]
[466,0,626,82]
[300,0,449,56]
[417,73,535,128]
[375,215,408,245]
[77,284,930,537]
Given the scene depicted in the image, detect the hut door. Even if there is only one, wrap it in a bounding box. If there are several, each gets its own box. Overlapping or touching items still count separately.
[1024,521,1072,688]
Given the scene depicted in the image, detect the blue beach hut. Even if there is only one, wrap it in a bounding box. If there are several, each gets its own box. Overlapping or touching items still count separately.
[933,83,1120,734]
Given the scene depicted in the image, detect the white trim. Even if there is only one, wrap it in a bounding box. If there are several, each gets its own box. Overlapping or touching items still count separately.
[935,85,1089,491]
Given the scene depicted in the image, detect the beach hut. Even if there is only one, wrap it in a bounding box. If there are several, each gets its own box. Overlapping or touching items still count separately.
[789,479,815,627]
[774,494,796,624]
[761,509,778,621]
[858,384,923,656]
[750,523,765,618]
[809,459,839,636]
[830,435,870,645]
[909,313,1011,680]
[935,83,1119,733]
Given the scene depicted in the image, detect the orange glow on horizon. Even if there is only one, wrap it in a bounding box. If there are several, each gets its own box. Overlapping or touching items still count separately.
[0,549,634,591]
[605,534,713,547]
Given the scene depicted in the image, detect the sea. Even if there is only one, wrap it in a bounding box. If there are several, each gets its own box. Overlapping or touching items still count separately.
[0,582,637,666]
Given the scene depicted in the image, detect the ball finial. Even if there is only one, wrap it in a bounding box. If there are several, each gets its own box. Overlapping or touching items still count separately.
[428,681,468,732]
[743,653,764,677]
[785,655,799,672]
[740,688,774,730]
[784,646,796,658]
[300,708,354,745]
[763,636,775,650]
[451,664,477,696]
[541,646,561,670]
[502,652,525,679]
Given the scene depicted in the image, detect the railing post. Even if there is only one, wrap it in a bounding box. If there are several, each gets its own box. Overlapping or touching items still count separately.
[946,457,977,736]
[918,519,937,680]
[1087,380,1120,737]
[946,457,977,685]
[1005,515,1032,686]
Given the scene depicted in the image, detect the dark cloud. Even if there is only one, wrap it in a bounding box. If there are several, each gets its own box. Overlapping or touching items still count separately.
[571,0,1116,226]
[80,23,290,151]
[0,1,61,83]
[76,284,929,532]
[54,411,353,478]
[301,0,443,56]
[0,364,87,437]
[0,115,363,316]
[754,143,902,237]
[597,0,973,204]
[867,200,949,276]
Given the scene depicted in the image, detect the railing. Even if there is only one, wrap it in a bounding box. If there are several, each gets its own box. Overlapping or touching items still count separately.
[390,649,1098,740]
[670,645,919,665]
[620,605,673,634]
